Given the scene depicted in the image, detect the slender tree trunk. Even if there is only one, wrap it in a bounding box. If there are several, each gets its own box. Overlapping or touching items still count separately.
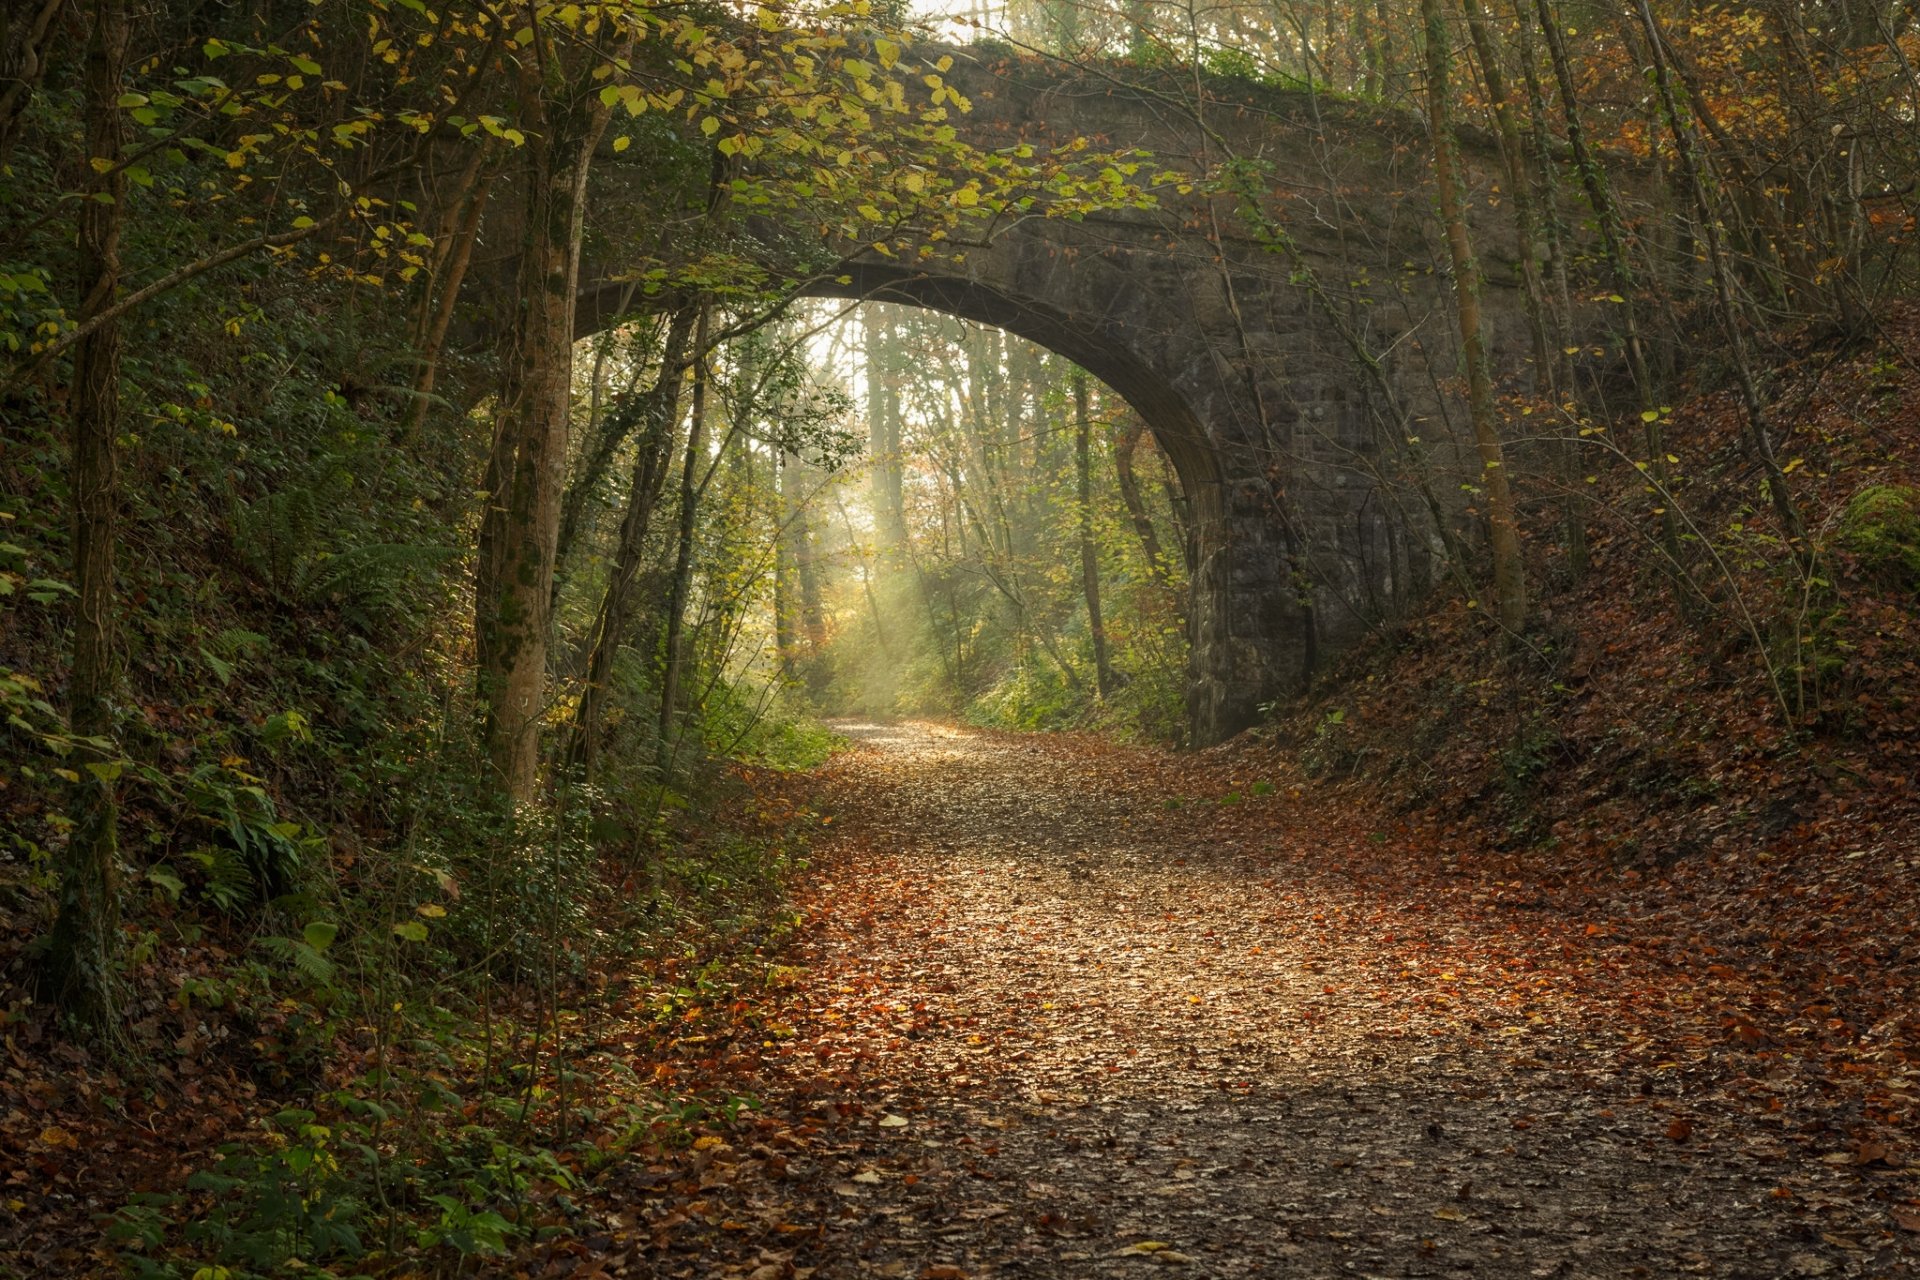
[473,51,615,801]
[1462,0,1586,581]
[782,450,827,691]
[556,307,692,575]
[0,0,65,170]
[774,454,798,680]
[656,308,711,773]
[569,314,696,778]
[1112,413,1169,582]
[1511,10,1581,403]
[1631,0,1808,555]
[401,160,495,445]
[1535,0,1687,580]
[836,496,891,658]
[1074,372,1117,696]
[45,0,127,1034]
[865,304,907,559]
[1423,0,1526,632]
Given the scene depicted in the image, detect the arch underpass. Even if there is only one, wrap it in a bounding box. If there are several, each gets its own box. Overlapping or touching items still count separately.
[569,46,1558,743]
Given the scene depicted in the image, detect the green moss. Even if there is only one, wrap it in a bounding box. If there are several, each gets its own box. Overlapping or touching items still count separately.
[1837,484,1920,587]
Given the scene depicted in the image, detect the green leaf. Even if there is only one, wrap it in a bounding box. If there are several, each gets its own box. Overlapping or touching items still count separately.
[303,921,339,951]
[392,921,428,943]
[147,866,186,902]
[289,56,321,76]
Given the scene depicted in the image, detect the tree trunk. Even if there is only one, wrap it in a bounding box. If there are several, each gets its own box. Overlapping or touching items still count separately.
[774,453,797,680]
[569,312,697,779]
[1462,0,1587,582]
[1630,0,1808,556]
[865,304,908,558]
[474,61,614,802]
[656,308,711,774]
[1535,0,1688,582]
[0,0,64,170]
[780,449,828,692]
[401,154,495,445]
[1074,372,1117,696]
[1423,0,1526,632]
[555,306,693,577]
[45,0,127,1035]
[1111,413,1169,583]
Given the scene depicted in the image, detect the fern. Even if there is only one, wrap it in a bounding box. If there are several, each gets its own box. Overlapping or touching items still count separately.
[235,485,324,595]
[212,627,269,659]
[257,935,337,987]
[233,459,453,631]
[295,541,456,613]
[186,846,255,913]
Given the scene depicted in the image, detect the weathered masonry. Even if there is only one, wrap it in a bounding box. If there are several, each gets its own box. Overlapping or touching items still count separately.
[572,47,1549,744]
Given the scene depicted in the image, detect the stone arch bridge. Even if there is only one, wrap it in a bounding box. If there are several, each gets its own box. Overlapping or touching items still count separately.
[563,47,1562,744]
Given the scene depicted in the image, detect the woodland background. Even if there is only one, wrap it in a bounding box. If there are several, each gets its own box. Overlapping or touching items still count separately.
[1,0,1918,1271]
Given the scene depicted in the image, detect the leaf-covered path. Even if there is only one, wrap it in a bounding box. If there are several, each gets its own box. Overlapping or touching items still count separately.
[636,722,1917,1279]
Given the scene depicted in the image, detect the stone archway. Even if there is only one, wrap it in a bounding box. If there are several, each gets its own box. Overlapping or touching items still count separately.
[564,47,1553,742]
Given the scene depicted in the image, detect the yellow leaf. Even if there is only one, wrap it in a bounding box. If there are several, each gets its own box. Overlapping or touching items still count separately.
[417,903,447,918]
[613,135,630,152]
[701,115,720,136]
[874,37,900,69]
[225,150,246,169]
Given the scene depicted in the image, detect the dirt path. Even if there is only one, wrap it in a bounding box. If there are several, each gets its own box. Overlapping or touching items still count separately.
[638,722,1916,1279]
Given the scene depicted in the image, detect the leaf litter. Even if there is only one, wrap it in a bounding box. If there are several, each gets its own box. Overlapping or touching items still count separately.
[620,720,1919,1278]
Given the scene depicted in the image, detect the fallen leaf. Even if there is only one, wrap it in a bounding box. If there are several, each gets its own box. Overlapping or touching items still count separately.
[1665,1117,1694,1142]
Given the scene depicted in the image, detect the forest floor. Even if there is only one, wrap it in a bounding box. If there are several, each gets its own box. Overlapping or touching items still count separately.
[627,720,1919,1280]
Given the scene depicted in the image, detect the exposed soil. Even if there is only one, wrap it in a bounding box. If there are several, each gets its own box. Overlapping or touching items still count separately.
[630,721,1918,1279]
